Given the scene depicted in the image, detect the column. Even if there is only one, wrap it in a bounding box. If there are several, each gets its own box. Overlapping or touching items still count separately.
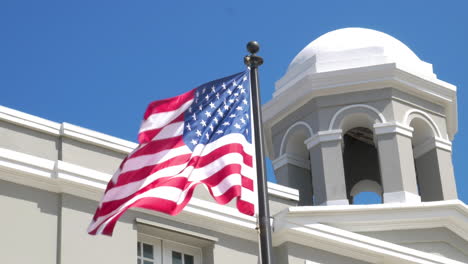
[413,137,457,201]
[272,153,313,205]
[374,122,421,203]
[305,129,349,206]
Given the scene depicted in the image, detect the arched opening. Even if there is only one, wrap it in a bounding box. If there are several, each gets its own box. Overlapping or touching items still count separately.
[275,123,313,205]
[330,105,385,205]
[342,125,382,205]
[409,117,439,201]
[349,180,383,204]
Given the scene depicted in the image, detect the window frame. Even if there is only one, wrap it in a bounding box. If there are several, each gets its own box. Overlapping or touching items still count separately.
[138,234,202,264]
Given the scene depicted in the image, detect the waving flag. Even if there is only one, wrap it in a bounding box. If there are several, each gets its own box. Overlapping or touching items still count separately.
[88,70,255,236]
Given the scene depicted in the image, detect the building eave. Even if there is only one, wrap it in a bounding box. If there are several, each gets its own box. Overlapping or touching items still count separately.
[273,222,465,264]
[262,63,458,157]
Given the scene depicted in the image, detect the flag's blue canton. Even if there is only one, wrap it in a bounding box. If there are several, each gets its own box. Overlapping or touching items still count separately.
[183,71,251,151]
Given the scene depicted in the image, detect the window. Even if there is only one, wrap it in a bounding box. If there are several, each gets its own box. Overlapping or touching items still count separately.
[137,240,161,264]
[138,235,201,264]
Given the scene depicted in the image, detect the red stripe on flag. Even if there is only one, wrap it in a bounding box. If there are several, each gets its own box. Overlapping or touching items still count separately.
[143,89,195,119]
[131,135,185,159]
[107,153,192,190]
[138,114,185,143]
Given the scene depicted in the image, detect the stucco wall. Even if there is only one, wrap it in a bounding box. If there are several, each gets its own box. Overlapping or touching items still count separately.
[0,179,59,264]
[60,194,136,264]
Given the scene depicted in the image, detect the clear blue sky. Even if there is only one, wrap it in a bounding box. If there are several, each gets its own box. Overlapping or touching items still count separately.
[1,1,467,203]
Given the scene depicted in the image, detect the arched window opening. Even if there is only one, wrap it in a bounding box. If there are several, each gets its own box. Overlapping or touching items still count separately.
[409,118,439,201]
[276,124,313,205]
[342,127,383,204]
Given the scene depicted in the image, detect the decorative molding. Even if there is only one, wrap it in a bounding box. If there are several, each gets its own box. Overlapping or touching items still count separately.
[279,121,314,155]
[319,199,349,206]
[276,200,468,249]
[273,222,465,264]
[0,147,55,179]
[272,153,310,170]
[304,129,343,150]
[267,182,300,202]
[383,191,421,204]
[0,105,61,135]
[413,137,452,159]
[328,104,386,131]
[0,105,138,154]
[54,160,111,190]
[373,121,414,138]
[403,109,443,138]
[136,218,219,242]
[61,123,138,154]
[263,62,457,145]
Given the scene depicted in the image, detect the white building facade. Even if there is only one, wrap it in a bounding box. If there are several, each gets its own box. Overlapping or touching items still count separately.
[1,28,467,264]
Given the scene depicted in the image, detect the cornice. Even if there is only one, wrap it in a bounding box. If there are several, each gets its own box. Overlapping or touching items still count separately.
[61,122,137,154]
[272,153,310,170]
[373,121,414,138]
[262,63,457,142]
[273,222,465,264]
[304,129,343,149]
[0,106,61,135]
[413,137,452,159]
[274,201,468,242]
[0,105,138,154]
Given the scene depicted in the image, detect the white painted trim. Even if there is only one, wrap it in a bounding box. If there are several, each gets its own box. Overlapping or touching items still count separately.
[263,63,457,147]
[383,191,421,204]
[435,137,453,152]
[272,153,310,170]
[0,147,55,179]
[304,129,342,150]
[0,105,138,154]
[55,160,111,190]
[279,121,314,155]
[328,104,386,131]
[61,123,138,154]
[373,121,414,138]
[319,199,349,206]
[136,218,219,242]
[273,223,465,264]
[275,200,468,258]
[413,137,453,159]
[268,182,300,202]
[181,197,257,231]
[0,105,61,135]
[403,109,442,138]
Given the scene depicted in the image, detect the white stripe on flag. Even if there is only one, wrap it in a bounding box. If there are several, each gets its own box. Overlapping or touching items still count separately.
[139,99,193,133]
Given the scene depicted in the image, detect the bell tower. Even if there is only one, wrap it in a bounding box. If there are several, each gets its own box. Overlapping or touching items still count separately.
[263,28,458,206]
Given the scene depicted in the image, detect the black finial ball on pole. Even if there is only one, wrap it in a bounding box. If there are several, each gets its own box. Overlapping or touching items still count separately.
[247,41,260,54]
[244,41,263,67]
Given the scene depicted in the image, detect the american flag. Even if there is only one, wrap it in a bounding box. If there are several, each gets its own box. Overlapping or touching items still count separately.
[88,70,255,236]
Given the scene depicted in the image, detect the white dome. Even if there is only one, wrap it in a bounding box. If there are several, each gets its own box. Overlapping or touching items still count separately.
[286,28,434,77]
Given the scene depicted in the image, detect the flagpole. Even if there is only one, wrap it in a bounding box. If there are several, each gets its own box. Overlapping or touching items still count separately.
[244,41,273,264]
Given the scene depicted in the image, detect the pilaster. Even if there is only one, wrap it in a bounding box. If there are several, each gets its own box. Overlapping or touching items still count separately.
[374,122,421,204]
[272,153,313,205]
[413,138,457,201]
[305,130,349,206]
